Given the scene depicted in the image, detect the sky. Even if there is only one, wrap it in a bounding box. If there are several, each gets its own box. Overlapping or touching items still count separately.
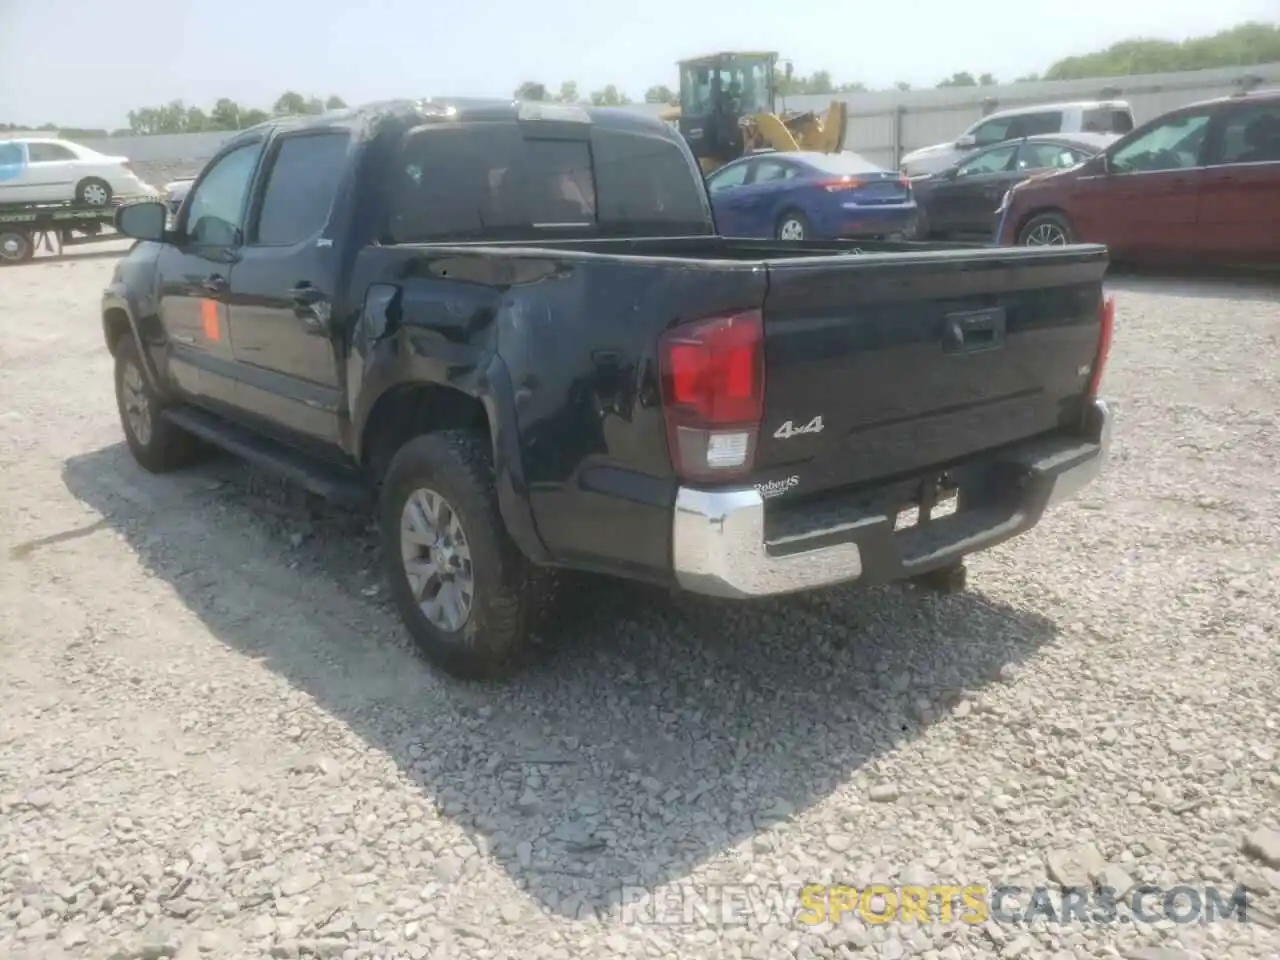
[1,0,1277,129]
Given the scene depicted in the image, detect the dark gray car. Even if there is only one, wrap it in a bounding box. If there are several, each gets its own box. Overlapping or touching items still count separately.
[912,132,1117,240]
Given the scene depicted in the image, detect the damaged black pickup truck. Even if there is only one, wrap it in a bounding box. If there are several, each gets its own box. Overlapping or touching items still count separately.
[102,97,1114,680]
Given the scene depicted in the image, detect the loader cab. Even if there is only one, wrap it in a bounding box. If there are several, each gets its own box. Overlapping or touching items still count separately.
[677,51,777,169]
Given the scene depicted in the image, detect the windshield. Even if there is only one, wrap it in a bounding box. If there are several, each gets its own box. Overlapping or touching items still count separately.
[679,56,772,116]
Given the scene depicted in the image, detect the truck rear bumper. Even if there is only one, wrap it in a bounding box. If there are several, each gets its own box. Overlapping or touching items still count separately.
[672,399,1112,599]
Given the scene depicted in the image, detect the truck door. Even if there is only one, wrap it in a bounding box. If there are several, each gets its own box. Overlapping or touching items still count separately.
[224,129,350,448]
[157,138,264,411]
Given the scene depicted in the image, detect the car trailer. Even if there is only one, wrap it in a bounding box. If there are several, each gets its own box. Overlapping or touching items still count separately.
[0,201,123,265]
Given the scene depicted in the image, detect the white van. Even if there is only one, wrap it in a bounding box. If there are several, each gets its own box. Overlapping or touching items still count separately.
[899,100,1135,177]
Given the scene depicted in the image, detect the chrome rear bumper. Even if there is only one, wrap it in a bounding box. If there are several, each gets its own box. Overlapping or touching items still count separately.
[672,399,1112,599]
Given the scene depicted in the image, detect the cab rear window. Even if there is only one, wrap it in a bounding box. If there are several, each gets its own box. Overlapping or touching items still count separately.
[385,121,709,242]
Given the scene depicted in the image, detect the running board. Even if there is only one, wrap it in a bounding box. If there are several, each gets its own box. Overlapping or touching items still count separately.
[162,406,374,509]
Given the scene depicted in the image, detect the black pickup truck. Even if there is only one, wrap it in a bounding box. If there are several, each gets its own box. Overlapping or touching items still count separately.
[103,97,1115,680]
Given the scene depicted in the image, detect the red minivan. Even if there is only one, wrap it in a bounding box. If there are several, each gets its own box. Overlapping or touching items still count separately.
[996,89,1280,265]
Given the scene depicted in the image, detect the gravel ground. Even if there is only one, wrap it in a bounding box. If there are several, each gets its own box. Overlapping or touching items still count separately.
[1,249,1278,960]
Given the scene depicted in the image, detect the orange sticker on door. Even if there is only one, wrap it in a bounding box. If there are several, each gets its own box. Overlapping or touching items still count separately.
[200,298,221,343]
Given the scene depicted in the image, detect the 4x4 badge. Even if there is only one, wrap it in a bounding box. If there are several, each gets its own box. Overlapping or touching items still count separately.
[773,416,824,440]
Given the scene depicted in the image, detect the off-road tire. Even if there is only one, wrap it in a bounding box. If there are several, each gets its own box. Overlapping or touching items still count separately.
[113,336,203,472]
[380,429,540,681]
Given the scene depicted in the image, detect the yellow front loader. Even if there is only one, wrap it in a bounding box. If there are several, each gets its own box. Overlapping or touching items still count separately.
[660,51,848,175]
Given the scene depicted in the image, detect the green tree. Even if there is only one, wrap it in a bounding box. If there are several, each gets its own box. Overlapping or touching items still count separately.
[894,81,912,91]
[644,84,676,104]
[1044,21,1280,80]
[273,91,309,116]
[325,95,347,110]
[514,81,549,101]
[556,80,580,103]
[210,98,241,130]
[590,85,631,106]
[937,71,978,88]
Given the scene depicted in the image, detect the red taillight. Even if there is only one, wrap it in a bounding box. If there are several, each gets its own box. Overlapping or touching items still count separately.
[1088,295,1115,399]
[658,309,764,482]
[820,177,865,192]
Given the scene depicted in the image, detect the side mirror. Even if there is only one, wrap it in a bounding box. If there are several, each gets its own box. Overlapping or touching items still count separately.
[954,134,977,149]
[114,201,169,242]
[1097,153,1112,174]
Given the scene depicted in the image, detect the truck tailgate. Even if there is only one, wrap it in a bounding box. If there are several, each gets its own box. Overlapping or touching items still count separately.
[755,247,1109,494]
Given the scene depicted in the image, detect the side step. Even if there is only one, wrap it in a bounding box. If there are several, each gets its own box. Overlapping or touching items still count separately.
[163,406,374,510]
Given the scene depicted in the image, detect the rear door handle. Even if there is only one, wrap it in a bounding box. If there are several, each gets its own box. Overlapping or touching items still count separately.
[202,274,227,294]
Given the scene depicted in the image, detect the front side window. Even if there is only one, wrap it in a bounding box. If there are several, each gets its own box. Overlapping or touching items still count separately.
[1109,112,1212,174]
[27,142,78,162]
[1217,104,1280,165]
[252,132,350,245]
[958,144,1017,176]
[680,64,714,116]
[972,116,1021,146]
[183,142,263,246]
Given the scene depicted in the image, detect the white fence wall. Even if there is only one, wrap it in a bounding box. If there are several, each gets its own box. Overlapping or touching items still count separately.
[49,61,1280,175]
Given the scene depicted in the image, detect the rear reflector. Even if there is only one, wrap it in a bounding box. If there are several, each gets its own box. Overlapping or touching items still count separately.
[658,309,764,482]
[1088,295,1115,399]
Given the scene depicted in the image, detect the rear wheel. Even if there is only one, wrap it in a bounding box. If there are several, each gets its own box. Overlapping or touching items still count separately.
[1017,212,1075,246]
[380,430,540,680]
[0,229,33,265]
[75,177,112,206]
[777,210,810,241]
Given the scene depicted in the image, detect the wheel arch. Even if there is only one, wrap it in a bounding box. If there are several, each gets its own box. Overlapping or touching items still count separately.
[355,372,551,564]
[1013,206,1073,243]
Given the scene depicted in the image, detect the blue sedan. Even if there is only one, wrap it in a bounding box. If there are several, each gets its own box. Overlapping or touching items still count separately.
[706,150,919,241]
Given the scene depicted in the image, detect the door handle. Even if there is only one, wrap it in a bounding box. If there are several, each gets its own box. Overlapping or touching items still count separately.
[288,283,329,335]
[288,283,324,306]
[942,308,1006,354]
[202,274,227,294]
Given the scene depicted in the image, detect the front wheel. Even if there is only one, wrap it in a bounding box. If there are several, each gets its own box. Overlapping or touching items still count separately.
[776,210,811,241]
[113,337,203,472]
[1017,212,1075,246]
[380,430,542,680]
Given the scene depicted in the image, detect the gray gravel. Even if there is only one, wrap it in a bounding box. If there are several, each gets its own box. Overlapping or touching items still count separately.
[1,253,1278,960]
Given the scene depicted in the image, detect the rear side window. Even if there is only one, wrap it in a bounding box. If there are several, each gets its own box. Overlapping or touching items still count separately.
[386,121,707,242]
[1015,112,1064,137]
[28,142,78,162]
[1217,103,1280,165]
[1082,108,1134,134]
[253,132,350,245]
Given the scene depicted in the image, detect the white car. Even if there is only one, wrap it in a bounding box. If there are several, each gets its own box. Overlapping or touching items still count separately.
[899,101,1136,178]
[0,137,158,207]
